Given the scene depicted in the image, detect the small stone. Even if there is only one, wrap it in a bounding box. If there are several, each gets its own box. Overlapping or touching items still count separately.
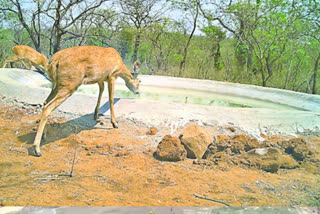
[147,127,158,135]
[227,127,236,132]
[24,161,32,167]
[255,148,268,156]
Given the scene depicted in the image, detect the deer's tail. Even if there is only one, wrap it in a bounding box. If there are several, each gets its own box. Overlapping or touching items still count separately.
[47,59,59,87]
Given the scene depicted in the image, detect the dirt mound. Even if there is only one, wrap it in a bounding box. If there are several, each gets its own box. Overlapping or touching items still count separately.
[179,124,213,159]
[278,138,314,161]
[204,134,261,157]
[232,148,298,173]
[153,126,318,173]
[154,135,186,161]
[201,134,318,173]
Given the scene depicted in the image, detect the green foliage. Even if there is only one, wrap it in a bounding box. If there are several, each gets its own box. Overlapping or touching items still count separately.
[0,28,15,65]
[0,0,318,94]
[118,27,134,59]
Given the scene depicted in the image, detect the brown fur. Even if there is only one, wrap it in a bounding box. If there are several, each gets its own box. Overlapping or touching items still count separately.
[2,45,48,71]
[31,46,141,157]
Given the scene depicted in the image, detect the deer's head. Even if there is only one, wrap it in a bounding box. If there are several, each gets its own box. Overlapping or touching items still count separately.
[126,61,141,94]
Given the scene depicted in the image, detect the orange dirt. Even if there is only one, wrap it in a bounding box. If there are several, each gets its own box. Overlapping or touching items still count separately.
[0,100,319,207]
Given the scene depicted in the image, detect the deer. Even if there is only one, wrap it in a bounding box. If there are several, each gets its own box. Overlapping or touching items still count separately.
[2,45,48,73]
[29,46,141,157]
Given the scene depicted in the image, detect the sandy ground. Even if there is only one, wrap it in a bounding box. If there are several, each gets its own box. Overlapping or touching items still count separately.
[0,98,319,207]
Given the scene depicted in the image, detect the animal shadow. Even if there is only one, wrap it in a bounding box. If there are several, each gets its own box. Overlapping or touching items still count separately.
[18,98,120,146]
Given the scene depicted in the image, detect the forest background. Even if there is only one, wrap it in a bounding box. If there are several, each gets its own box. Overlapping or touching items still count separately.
[0,0,319,94]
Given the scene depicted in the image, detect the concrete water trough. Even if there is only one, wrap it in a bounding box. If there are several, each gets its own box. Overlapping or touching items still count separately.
[1,68,320,136]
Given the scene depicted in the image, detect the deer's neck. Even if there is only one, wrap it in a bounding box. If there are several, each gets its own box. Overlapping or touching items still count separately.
[118,68,133,83]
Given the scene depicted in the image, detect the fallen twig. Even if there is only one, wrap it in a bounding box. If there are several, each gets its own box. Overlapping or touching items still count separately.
[69,129,78,177]
[193,193,231,207]
[34,177,62,182]
[8,147,26,154]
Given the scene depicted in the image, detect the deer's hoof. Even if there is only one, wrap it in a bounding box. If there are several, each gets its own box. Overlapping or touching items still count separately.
[112,123,118,129]
[94,113,104,121]
[28,145,42,157]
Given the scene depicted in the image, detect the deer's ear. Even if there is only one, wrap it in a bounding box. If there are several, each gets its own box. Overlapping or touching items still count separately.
[133,61,141,73]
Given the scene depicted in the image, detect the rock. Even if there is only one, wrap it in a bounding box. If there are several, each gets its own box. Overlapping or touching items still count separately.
[147,127,158,135]
[278,138,312,161]
[154,135,186,161]
[180,124,213,159]
[203,144,218,159]
[233,148,298,173]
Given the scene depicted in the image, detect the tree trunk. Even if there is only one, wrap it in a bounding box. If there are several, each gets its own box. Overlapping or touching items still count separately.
[214,42,221,69]
[132,32,141,63]
[247,48,253,72]
[37,0,41,52]
[259,59,266,87]
[178,0,199,76]
[53,33,62,54]
[312,53,320,94]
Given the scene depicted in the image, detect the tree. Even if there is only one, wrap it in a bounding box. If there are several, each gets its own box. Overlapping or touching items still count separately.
[146,19,176,73]
[0,0,44,51]
[201,25,225,69]
[201,0,318,87]
[119,0,165,62]
[199,0,256,72]
[42,0,109,54]
[88,8,122,47]
[169,0,200,76]
[304,1,320,94]
[0,0,109,54]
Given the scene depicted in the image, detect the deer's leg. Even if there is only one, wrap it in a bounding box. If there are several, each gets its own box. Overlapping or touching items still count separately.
[2,56,19,68]
[26,60,33,70]
[20,58,31,69]
[44,85,58,106]
[107,77,118,128]
[40,86,60,140]
[94,81,105,120]
[30,88,72,157]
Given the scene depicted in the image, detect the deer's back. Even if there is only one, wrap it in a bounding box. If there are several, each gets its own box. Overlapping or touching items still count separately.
[48,46,126,88]
[12,45,47,66]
